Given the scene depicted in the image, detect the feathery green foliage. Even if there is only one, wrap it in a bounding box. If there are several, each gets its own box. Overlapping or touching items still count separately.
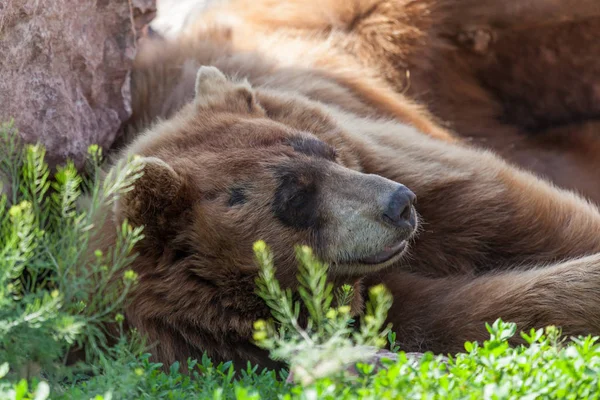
[253,241,393,385]
[0,121,144,394]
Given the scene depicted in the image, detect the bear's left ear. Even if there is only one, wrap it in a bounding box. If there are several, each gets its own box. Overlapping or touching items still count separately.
[194,66,228,98]
[194,66,262,114]
[114,157,187,229]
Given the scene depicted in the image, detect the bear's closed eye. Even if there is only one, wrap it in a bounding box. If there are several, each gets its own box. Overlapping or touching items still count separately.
[272,169,321,230]
[228,187,247,206]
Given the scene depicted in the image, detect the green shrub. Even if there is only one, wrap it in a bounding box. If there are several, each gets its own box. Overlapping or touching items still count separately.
[2,121,600,399]
[0,120,145,396]
[253,240,394,385]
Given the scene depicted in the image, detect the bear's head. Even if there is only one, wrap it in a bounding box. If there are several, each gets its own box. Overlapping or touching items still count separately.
[114,65,417,300]
[109,66,419,365]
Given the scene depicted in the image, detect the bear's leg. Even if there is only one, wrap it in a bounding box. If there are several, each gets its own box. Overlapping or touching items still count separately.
[367,252,600,354]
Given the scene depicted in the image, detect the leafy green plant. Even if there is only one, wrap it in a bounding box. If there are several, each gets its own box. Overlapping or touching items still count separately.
[0,121,144,385]
[252,241,394,385]
[40,320,600,399]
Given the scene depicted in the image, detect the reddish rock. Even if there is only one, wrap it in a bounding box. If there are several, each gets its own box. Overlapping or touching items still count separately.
[0,0,155,168]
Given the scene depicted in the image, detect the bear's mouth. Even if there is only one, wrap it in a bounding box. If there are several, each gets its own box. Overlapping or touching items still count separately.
[358,240,408,265]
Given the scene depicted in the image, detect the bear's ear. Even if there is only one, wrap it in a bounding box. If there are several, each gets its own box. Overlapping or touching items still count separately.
[234,85,259,113]
[114,157,185,227]
[194,66,228,98]
[194,66,263,114]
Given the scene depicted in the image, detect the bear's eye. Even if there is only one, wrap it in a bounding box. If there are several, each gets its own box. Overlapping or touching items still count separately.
[228,187,247,206]
[272,171,320,229]
[288,190,308,208]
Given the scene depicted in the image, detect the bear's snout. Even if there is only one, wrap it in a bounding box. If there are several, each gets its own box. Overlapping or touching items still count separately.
[383,186,417,231]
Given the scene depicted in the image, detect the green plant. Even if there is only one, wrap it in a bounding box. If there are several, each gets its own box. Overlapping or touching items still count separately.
[0,120,144,386]
[253,240,396,385]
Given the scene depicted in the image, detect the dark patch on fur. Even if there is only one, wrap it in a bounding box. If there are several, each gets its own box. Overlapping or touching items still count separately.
[288,136,337,161]
[228,187,247,206]
[172,247,194,262]
[272,164,322,230]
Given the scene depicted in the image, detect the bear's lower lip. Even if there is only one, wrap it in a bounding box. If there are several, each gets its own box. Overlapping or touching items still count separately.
[359,240,408,265]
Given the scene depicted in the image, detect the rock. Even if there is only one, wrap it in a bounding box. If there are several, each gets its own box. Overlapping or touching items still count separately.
[285,349,450,384]
[0,0,156,168]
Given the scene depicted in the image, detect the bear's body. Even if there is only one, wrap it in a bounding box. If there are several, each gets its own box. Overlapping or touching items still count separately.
[99,24,600,368]
[179,0,600,203]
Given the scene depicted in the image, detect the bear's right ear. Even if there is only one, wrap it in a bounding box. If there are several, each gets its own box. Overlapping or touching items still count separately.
[114,157,185,228]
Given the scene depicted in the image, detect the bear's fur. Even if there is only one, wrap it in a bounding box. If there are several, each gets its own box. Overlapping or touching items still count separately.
[180,0,600,203]
[98,24,600,369]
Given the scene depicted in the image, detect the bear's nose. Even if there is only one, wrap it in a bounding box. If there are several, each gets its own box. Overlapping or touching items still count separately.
[383,186,417,229]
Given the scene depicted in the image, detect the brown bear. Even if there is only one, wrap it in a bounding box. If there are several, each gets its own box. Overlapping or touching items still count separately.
[180,0,600,203]
[98,30,600,369]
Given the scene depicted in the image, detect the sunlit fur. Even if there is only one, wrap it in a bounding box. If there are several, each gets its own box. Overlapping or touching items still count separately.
[97,16,600,369]
[183,0,600,202]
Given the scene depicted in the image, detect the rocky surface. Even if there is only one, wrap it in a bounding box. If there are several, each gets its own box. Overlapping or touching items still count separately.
[0,0,155,168]
[285,349,448,384]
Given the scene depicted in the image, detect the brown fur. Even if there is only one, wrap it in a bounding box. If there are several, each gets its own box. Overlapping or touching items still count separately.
[100,4,600,368]
[183,0,600,203]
